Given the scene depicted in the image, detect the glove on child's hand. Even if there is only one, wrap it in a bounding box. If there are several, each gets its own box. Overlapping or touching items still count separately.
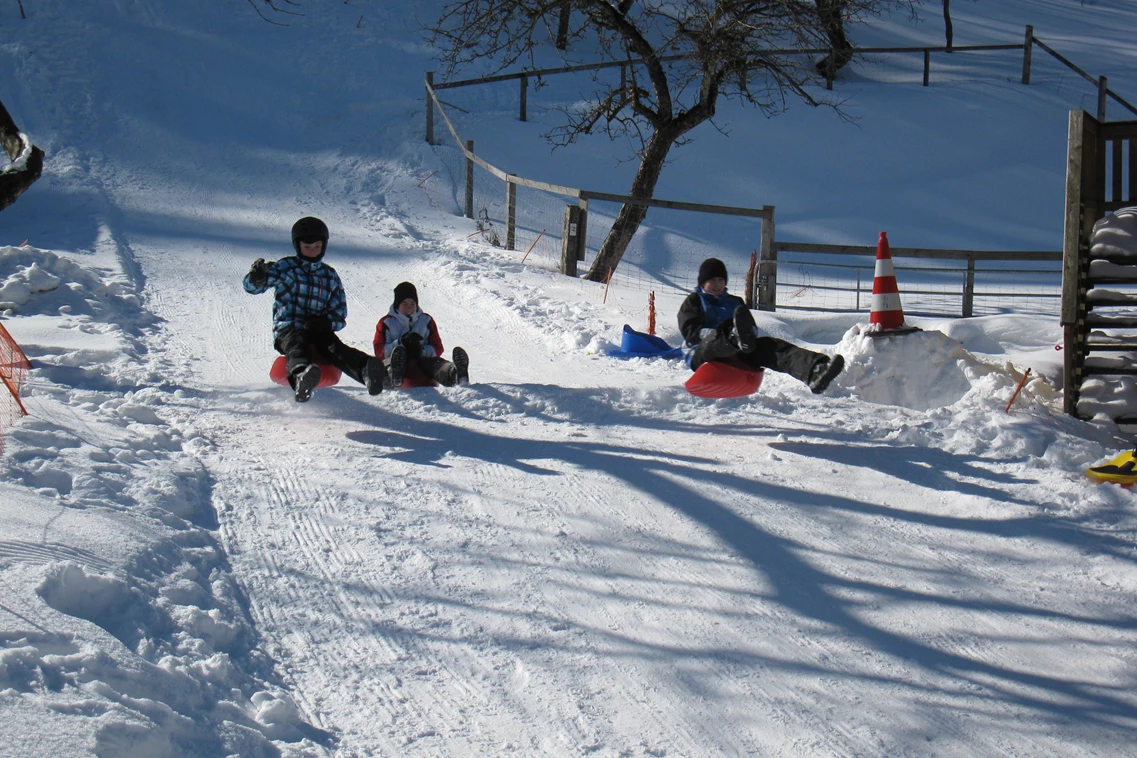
[248,258,270,287]
[401,332,424,359]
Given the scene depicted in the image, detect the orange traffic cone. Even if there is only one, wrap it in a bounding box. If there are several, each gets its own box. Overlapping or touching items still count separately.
[870,232,907,330]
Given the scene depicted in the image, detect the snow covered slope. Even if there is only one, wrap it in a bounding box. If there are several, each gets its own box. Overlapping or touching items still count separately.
[1,1,1136,756]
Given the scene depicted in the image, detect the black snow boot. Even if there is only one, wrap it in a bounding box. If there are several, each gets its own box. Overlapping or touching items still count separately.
[386,345,407,390]
[733,304,758,353]
[293,364,321,403]
[808,354,845,395]
[452,347,469,386]
[363,357,387,396]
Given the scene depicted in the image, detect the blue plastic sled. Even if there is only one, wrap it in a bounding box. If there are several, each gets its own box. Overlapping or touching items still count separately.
[607,325,683,359]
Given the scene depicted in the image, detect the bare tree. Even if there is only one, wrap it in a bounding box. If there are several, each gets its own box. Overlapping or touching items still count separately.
[815,0,854,79]
[942,0,952,49]
[245,0,303,25]
[0,99,44,214]
[428,0,909,281]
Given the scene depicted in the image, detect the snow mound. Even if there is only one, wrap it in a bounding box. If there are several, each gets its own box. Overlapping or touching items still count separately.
[837,324,977,411]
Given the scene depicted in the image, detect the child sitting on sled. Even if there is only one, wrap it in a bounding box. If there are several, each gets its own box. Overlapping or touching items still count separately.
[678,257,845,394]
[373,282,469,387]
[243,216,388,402]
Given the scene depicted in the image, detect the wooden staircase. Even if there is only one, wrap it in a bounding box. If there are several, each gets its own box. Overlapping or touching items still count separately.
[1062,111,1137,421]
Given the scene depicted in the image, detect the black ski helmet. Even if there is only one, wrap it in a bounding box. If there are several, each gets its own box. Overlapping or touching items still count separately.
[292,216,329,259]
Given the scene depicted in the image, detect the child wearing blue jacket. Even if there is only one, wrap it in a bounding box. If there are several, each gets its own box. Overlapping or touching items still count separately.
[243,216,387,402]
[677,257,844,394]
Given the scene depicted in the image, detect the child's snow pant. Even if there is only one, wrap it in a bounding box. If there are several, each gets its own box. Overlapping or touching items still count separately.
[690,320,823,384]
[415,356,459,386]
[275,323,372,387]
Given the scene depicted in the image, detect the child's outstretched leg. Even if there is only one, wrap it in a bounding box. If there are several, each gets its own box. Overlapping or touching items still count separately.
[744,338,845,394]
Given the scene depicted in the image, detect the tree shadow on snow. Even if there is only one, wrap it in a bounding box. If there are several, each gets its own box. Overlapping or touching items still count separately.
[333,385,1137,732]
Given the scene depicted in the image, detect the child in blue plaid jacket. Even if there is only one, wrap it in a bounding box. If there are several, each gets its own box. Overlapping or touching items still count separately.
[243,217,388,402]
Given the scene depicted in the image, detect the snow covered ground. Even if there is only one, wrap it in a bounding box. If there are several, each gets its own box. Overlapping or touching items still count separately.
[1,1,1136,756]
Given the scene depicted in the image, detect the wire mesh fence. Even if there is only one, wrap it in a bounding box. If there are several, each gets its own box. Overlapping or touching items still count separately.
[423,26,1127,315]
[0,321,31,455]
[774,256,1062,317]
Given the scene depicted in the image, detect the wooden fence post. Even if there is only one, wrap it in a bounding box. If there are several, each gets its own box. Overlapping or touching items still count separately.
[923,49,931,87]
[744,250,757,309]
[520,74,528,122]
[464,140,474,219]
[1098,76,1109,122]
[1061,109,1089,416]
[506,175,517,250]
[426,71,435,144]
[962,254,976,317]
[1021,26,1033,85]
[577,198,588,261]
[561,205,581,276]
[757,207,777,312]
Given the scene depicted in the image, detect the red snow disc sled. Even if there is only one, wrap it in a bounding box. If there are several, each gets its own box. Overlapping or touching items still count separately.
[269,356,342,388]
[397,360,439,389]
[685,359,764,399]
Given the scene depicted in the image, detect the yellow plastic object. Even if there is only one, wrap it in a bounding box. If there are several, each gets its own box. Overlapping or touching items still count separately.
[1086,449,1137,486]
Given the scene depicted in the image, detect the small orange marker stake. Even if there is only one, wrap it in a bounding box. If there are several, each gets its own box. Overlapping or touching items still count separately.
[602,267,614,304]
[1005,367,1032,413]
[520,229,545,264]
[648,291,656,335]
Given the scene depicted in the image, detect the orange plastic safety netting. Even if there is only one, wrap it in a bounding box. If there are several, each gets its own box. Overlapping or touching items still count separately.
[0,322,31,450]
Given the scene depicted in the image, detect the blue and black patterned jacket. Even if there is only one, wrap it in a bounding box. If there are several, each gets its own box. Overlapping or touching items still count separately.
[243,256,348,340]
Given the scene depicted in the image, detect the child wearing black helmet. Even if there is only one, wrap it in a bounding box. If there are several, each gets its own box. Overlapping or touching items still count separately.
[373,282,469,387]
[678,257,845,394]
[243,216,388,402]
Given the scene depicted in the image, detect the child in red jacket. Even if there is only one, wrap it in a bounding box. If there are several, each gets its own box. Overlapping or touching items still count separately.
[373,282,469,387]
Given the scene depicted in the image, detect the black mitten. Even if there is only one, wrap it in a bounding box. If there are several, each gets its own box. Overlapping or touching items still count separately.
[401,332,424,360]
[248,258,270,287]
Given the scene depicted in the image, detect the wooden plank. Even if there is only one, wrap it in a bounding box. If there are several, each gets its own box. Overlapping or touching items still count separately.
[1061,110,1087,326]
[758,211,776,311]
[1022,25,1033,85]
[1100,120,1137,138]
[435,44,1022,91]
[1131,137,1137,205]
[579,191,773,218]
[1032,37,1100,88]
[1112,137,1124,202]
[1063,324,1081,416]
[561,205,580,276]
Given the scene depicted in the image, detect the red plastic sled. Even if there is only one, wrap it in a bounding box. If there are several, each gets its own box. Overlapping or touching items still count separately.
[269,356,342,388]
[397,360,439,389]
[685,359,764,399]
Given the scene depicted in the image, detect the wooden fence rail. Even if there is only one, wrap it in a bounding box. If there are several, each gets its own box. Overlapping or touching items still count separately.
[425,27,1125,313]
[763,242,1061,316]
[425,78,776,281]
[427,26,1137,140]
